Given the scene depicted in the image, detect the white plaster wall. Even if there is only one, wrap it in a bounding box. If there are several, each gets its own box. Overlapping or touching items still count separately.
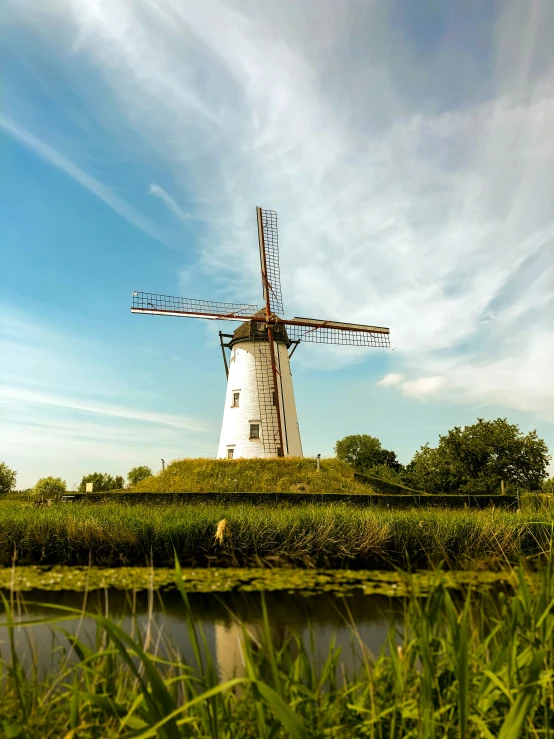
[216,339,303,459]
[276,343,303,457]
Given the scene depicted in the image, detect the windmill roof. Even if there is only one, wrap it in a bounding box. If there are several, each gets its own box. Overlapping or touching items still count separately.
[230,309,291,347]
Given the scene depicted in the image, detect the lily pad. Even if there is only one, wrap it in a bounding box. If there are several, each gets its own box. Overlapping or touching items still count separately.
[0,566,521,597]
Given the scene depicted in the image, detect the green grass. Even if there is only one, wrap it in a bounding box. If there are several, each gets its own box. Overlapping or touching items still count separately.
[0,502,552,569]
[1,561,553,737]
[132,457,374,494]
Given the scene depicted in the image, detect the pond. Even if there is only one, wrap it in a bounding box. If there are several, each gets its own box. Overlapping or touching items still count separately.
[0,588,403,680]
[0,567,513,680]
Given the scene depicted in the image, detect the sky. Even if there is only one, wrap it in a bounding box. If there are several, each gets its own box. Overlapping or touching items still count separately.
[1,0,553,489]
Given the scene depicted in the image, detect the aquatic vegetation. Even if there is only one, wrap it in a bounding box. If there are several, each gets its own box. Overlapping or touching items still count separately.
[0,565,521,596]
[0,561,553,737]
[0,502,552,568]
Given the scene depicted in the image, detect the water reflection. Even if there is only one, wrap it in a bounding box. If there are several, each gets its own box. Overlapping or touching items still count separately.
[0,589,402,680]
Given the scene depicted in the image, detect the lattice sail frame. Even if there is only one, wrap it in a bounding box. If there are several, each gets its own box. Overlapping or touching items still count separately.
[257,207,284,316]
[131,292,260,320]
[284,320,390,347]
[131,293,390,346]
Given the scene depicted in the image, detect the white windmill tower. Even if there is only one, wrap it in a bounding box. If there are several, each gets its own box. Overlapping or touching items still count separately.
[131,207,390,459]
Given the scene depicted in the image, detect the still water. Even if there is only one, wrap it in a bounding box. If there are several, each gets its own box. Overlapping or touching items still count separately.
[0,588,403,680]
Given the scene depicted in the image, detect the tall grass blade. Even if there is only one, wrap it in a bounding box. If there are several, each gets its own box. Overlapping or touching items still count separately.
[497,650,545,739]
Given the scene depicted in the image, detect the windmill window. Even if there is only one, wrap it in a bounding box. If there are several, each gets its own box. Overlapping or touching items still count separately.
[231,391,240,407]
[227,448,234,460]
[249,423,260,439]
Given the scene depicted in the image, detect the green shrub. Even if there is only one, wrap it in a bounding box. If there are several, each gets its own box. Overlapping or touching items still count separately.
[33,476,66,498]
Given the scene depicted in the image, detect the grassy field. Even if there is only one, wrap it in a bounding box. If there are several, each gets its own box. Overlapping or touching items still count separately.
[0,502,552,568]
[1,562,552,737]
[132,458,377,494]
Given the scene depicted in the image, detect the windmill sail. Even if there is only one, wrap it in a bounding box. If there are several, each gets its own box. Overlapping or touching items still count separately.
[131,292,260,321]
[257,207,284,316]
[282,317,390,347]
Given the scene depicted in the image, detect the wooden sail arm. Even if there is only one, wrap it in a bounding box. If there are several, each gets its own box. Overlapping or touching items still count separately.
[131,291,260,322]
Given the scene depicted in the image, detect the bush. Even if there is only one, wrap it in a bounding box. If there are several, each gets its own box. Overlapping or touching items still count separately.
[33,477,66,499]
[335,435,401,473]
[0,462,17,496]
[127,466,153,486]
[404,419,551,494]
[79,472,125,493]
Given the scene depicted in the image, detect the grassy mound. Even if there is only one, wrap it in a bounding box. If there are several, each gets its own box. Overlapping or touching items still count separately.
[132,457,373,494]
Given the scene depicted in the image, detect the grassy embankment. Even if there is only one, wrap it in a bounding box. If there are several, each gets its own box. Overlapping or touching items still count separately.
[111,456,540,497]
[0,503,552,568]
[1,562,553,737]
[131,458,380,494]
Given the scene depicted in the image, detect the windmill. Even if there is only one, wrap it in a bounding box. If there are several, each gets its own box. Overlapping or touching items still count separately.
[131,207,390,459]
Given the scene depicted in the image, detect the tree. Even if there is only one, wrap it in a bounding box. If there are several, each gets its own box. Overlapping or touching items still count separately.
[541,476,554,494]
[335,435,402,474]
[404,418,551,494]
[0,462,17,496]
[78,473,125,493]
[403,444,459,493]
[127,466,153,486]
[33,476,66,498]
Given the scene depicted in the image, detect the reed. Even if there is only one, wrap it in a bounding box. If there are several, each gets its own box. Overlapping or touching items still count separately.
[0,502,552,569]
[1,560,553,737]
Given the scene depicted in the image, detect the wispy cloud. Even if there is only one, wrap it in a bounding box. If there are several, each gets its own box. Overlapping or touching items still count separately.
[0,305,213,484]
[149,183,191,221]
[377,373,404,387]
[0,385,208,431]
[2,416,198,487]
[4,0,554,425]
[0,114,170,246]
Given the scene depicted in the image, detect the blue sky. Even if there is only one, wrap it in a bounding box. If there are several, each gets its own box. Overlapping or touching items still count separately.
[1,0,553,488]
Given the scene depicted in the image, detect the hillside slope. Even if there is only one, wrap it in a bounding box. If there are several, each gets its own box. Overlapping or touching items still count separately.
[132,457,374,494]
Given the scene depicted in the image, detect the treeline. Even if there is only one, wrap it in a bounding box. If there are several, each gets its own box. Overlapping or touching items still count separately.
[0,465,153,497]
[1,417,552,498]
[336,418,552,494]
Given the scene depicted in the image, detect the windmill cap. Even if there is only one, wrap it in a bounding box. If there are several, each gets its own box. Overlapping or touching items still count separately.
[230,310,291,348]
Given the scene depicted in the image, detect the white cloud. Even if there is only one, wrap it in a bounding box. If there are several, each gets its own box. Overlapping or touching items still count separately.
[0,386,208,431]
[400,376,447,398]
[377,373,404,387]
[149,183,191,222]
[0,114,170,246]
[4,0,554,421]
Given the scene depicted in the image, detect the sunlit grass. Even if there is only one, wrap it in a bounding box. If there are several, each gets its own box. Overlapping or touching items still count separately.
[132,457,374,494]
[0,502,552,568]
